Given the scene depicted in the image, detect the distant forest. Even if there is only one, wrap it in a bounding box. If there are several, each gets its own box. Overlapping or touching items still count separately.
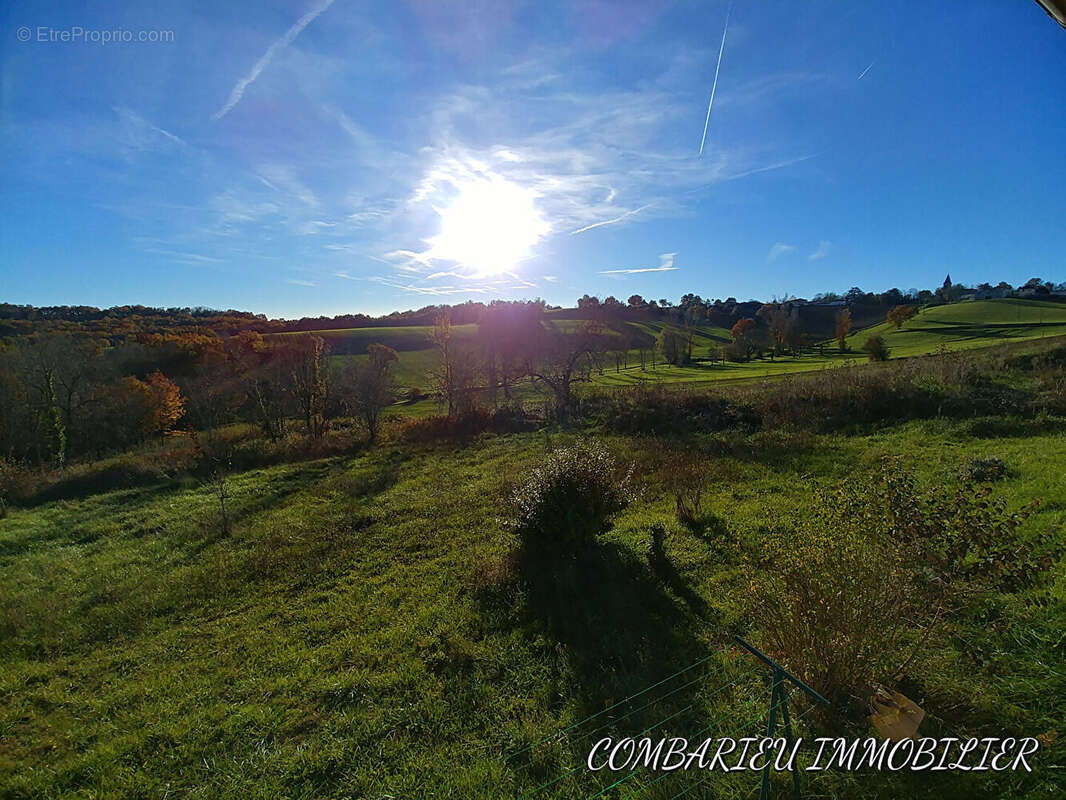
[0,274,1063,471]
[1,276,1062,343]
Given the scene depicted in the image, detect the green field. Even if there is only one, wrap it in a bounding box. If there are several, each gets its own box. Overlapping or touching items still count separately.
[2,414,1063,797]
[844,299,1066,357]
[331,301,1066,409]
[3,301,1066,798]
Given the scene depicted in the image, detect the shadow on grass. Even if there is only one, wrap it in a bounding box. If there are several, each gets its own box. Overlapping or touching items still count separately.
[508,539,716,730]
[476,537,737,796]
[647,546,713,621]
[959,415,1066,439]
[680,511,730,544]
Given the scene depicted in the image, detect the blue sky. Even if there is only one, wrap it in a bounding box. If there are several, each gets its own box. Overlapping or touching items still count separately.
[2,0,1064,318]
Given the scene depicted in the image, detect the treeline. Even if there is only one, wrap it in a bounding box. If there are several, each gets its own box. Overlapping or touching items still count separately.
[0,331,399,469]
[0,299,663,468]
[0,300,491,342]
[4,276,1061,343]
[0,298,602,468]
[569,276,1064,329]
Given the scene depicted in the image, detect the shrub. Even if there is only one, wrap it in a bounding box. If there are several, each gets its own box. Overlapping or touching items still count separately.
[507,441,633,558]
[959,455,1007,483]
[862,334,890,361]
[745,461,1043,717]
[745,487,917,715]
[0,458,36,512]
[580,385,759,436]
[662,452,710,525]
[397,407,533,443]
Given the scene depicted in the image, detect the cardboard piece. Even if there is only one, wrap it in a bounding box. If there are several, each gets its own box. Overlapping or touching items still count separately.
[869,688,925,741]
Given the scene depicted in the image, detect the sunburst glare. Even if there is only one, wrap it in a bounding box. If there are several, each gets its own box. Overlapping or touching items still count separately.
[424,175,550,277]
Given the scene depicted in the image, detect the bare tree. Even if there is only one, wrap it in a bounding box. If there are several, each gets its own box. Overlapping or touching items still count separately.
[338,343,398,443]
[523,320,603,420]
[431,313,479,416]
[286,335,329,439]
[8,335,104,466]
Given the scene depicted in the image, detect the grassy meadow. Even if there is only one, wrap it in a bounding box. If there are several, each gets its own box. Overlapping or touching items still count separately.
[2,420,1064,798]
[321,300,1066,409]
[844,299,1066,357]
[2,304,1065,798]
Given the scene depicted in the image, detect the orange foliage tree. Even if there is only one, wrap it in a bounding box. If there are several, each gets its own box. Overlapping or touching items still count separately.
[123,370,185,438]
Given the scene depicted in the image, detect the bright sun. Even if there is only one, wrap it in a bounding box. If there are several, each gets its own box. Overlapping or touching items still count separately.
[424,176,550,276]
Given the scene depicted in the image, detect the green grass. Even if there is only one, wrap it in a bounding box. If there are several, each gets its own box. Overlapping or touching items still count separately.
[2,415,1063,797]
[5,304,1066,797]
[846,299,1066,356]
[320,301,1066,400]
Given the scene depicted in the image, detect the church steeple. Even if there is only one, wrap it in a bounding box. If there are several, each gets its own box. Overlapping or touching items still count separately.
[943,274,952,290]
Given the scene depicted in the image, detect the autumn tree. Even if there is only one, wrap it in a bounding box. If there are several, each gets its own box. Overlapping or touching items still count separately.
[657,327,692,366]
[727,317,758,361]
[123,370,185,438]
[862,334,890,362]
[757,304,804,356]
[886,304,918,329]
[476,301,542,405]
[224,332,289,443]
[7,335,105,466]
[834,308,852,352]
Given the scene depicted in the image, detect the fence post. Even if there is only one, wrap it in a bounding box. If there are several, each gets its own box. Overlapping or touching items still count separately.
[734,636,829,800]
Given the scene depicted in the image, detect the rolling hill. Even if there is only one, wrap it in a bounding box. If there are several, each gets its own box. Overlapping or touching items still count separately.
[283,299,1066,406]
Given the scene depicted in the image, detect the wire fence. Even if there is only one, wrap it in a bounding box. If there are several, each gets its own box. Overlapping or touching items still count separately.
[505,643,832,800]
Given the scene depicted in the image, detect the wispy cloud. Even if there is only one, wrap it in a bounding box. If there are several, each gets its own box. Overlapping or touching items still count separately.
[383,249,434,272]
[112,107,185,159]
[808,240,832,260]
[725,154,818,181]
[571,204,652,235]
[767,243,796,262]
[600,266,678,275]
[286,278,316,287]
[177,33,833,301]
[297,220,336,235]
[600,252,678,275]
[257,164,319,207]
[143,248,223,264]
[369,277,495,296]
[396,67,816,270]
[212,0,337,121]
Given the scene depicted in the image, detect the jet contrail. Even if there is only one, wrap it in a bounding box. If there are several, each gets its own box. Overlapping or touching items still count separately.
[570,204,651,235]
[857,60,876,81]
[698,0,734,157]
[213,0,336,121]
